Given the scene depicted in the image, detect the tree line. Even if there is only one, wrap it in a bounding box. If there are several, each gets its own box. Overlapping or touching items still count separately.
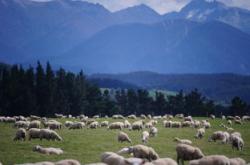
[0,62,249,117]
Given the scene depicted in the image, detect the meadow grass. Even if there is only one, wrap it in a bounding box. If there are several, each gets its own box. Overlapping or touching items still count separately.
[0,118,249,165]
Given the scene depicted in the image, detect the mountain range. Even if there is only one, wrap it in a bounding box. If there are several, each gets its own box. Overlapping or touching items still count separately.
[1,0,250,74]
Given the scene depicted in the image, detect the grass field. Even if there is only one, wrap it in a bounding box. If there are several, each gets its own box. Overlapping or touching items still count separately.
[0,118,249,165]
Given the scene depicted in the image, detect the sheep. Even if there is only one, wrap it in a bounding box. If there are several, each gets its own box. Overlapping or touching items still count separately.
[118,131,132,143]
[227,116,235,120]
[14,128,26,141]
[69,122,85,129]
[208,131,229,144]
[14,121,30,129]
[55,159,81,165]
[30,115,41,120]
[89,121,99,129]
[33,145,63,155]
[193,120,201,128]
[195,128,205,139]
[153,116,162,120]
[130,121,144,131]
[171,122,181,128]
[108,122,124,130]
[142,131,150,144]
[147,114,152,119]
[39,129,62,141]
[231,136,244,151]
[210,114,215,120]
[28,120,41,129]
[86,119,96,125]
[189,155,230,165]
[184,116,193,122]
[174,137,192,145]
[124,120,131,128]
[234,116,241,120]
[112,114,125,119]
[149,127,158,137]
[28,128,41,140]
[128,114,137,119]
[234,120,242,125]
[175,114,184,119]
[101,152,144,165]
[118,145,159,161]
[181,121,193,128]
[144,158,177,165]
[93,115,100,119]
[16,161,54,165]
[101,121,109,127]
[222,115,226,120]
[176,144,204,165]
[46,121,62,130]
[163,120,172,128]
[64,121,73,128]
[145,122,153,129]
[201,121,211,129]
[242,115,250,121]
[141,114,147,119]
[229,158,246,165]
[227,120,232,126]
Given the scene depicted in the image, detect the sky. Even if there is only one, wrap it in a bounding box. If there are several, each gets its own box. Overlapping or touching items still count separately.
[32,0,250,14]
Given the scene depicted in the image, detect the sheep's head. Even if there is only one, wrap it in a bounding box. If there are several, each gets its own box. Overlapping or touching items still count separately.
[193,148,204,159]
[149,148,159,161]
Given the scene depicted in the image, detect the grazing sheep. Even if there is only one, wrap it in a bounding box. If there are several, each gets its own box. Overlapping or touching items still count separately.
[234,120,242,125]
[163,121,172,128]
[55,159,81,165]
[181,121,193,128]
[112,114,125,119]
[124,120,131,128]
[231,136,244,151]
[14,128,26,141]
[28,120,41,129]
[174,137,192,145]
[108,122,124,130]
[171,122,181,128]
[28,128,41,140]
[184,116,193,122]
[195,128,205,139]
[210,115,215,120]
[147,114,152,119]
[30,115,41,121]
[145,122,153,129]
[64,121,73,128]
[149,127,158,137]
[101,152,144,165]
[33,145,63,155]
[235,116,241,120]
[101,121,109,127]
[118,131,132,143]
[69,122,85,129]
[208,131,229,143]
[229,158,246,165]
[189,155,230,165]
[93,115,100,119]
[242,116,250,121]
[89,121,99,129]
[118,145,159,161]
[176,144,204,165]
[39,129,62,141]
[142,131,150,144]
[141,114,147,119]
[14,121,30,129]
[227,120,232,126]
[130,121,144,131]
[193,120,201,128]
[144,158,177,165]
[175,114,184,119]
[46,121,62,130]
[128,115,137,119]
[201,121,211,129]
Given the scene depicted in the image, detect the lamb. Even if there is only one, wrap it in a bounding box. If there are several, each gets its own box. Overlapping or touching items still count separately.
[33,145,63,155]
[101,121,109,127]
[176,144,204,165]
[142,131,150,144]
[28,120,41,129]
[174,137,192,145]
[229,158,246,165]
[195,128,205,139]
[101,152,144,165]
[189,155,230,165]
[118,144,159,161]
[69,122,85,129]
[28,128,41,140]
[231,136,244,151]
[149,127,158,137]
[13,128,26,141]
[118,131,132,143]
[144,158,177,165]
[39,129,62,141]
[55,159,81,165]
[108,122,124,130]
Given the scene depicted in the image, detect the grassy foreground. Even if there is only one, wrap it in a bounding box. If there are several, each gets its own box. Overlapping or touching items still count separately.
[0,118,249,165]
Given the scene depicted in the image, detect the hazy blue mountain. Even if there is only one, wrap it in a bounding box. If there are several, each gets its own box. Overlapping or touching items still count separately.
[113,4,161,24]
[164,0,250,34]
[90,71,250,102]
[63,20,250,74]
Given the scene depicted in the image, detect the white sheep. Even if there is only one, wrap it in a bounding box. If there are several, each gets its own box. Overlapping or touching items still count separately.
[39,129,62,141]
[64,121,73,127]
[124,120,131,128]
[14,121,30,129]
[28,120,41,129]
[101,152,144,165]
[101,121,109,127]
[231,136,244,151]
[28,128,41,140]
[117,145,159,161]
[176,144,204,165]
[174,137,192,145]
[89,121,99,129]
[69,122,85,129]
[229,158,246,165]
[108,122,124,130]
[130,121,144,131]
[149,127,158,137]
[55,159,81,165]
[144,158,177,165]
[33,145,63,155]
[142,131,150,144]
[118,131,132,143]
[195,128,205,139]
[189,155,230,165]
[13,128,26,141]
